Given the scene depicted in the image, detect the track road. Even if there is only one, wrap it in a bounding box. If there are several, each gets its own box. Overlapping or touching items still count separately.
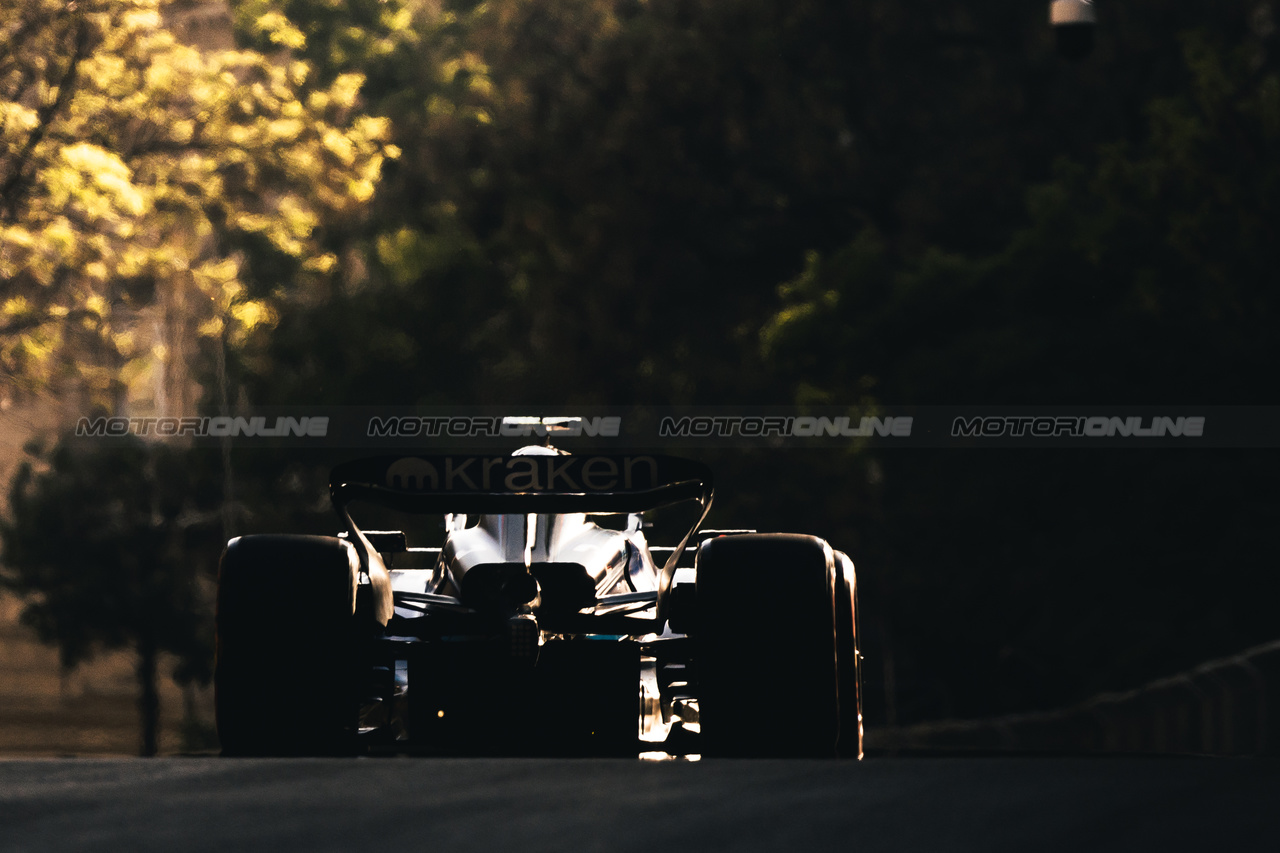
[0,757,1276,852]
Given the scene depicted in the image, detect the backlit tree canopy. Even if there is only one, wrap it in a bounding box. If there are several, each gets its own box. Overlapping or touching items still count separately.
[0,0,397,405]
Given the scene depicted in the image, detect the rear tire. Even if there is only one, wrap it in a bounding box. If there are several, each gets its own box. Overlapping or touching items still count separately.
[215,535,362,756]
[694,534,840,757]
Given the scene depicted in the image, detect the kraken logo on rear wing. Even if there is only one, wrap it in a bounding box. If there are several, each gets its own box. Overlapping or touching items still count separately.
[329,454,713,514]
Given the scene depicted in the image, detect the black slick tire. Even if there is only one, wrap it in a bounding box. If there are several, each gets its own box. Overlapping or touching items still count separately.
[694,533,840,757]
[215,535,362,756]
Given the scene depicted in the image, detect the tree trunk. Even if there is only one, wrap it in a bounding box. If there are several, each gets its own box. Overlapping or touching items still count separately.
[137,633,160,757]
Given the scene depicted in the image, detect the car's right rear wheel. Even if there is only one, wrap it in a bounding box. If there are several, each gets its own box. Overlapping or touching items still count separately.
[694,533,841,757]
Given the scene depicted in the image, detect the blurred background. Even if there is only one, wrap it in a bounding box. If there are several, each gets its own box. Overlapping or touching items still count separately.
[1,0,1277,755]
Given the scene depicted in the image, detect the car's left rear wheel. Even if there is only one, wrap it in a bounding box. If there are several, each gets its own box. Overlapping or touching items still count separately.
[215,535,363,756]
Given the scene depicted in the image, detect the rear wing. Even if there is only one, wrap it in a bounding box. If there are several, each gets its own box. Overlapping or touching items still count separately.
[330,453,714,629]
[329,454,713,514]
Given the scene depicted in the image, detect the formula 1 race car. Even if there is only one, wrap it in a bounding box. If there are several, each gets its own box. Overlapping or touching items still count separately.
[214,437,862,758]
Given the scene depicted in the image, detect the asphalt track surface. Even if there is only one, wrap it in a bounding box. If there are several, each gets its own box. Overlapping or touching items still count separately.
[1,757,1277,852]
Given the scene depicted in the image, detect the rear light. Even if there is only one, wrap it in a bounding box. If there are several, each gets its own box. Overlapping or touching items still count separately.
[508,614,539,660]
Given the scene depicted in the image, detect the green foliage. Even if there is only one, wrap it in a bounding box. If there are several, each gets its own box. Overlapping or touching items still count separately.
[246,0,1274,406]
[85,0,1268,411]
[0,0,396,403]
[766,30,1280,406]
[223,0,887,404]
[230,0,421,87]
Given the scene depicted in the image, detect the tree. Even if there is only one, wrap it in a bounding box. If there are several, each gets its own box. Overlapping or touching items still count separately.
[0,437,223,755]
[764,26,1280,406]
[761,25,1280,721]
[0,0,397,410]
[220,0,883,404]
